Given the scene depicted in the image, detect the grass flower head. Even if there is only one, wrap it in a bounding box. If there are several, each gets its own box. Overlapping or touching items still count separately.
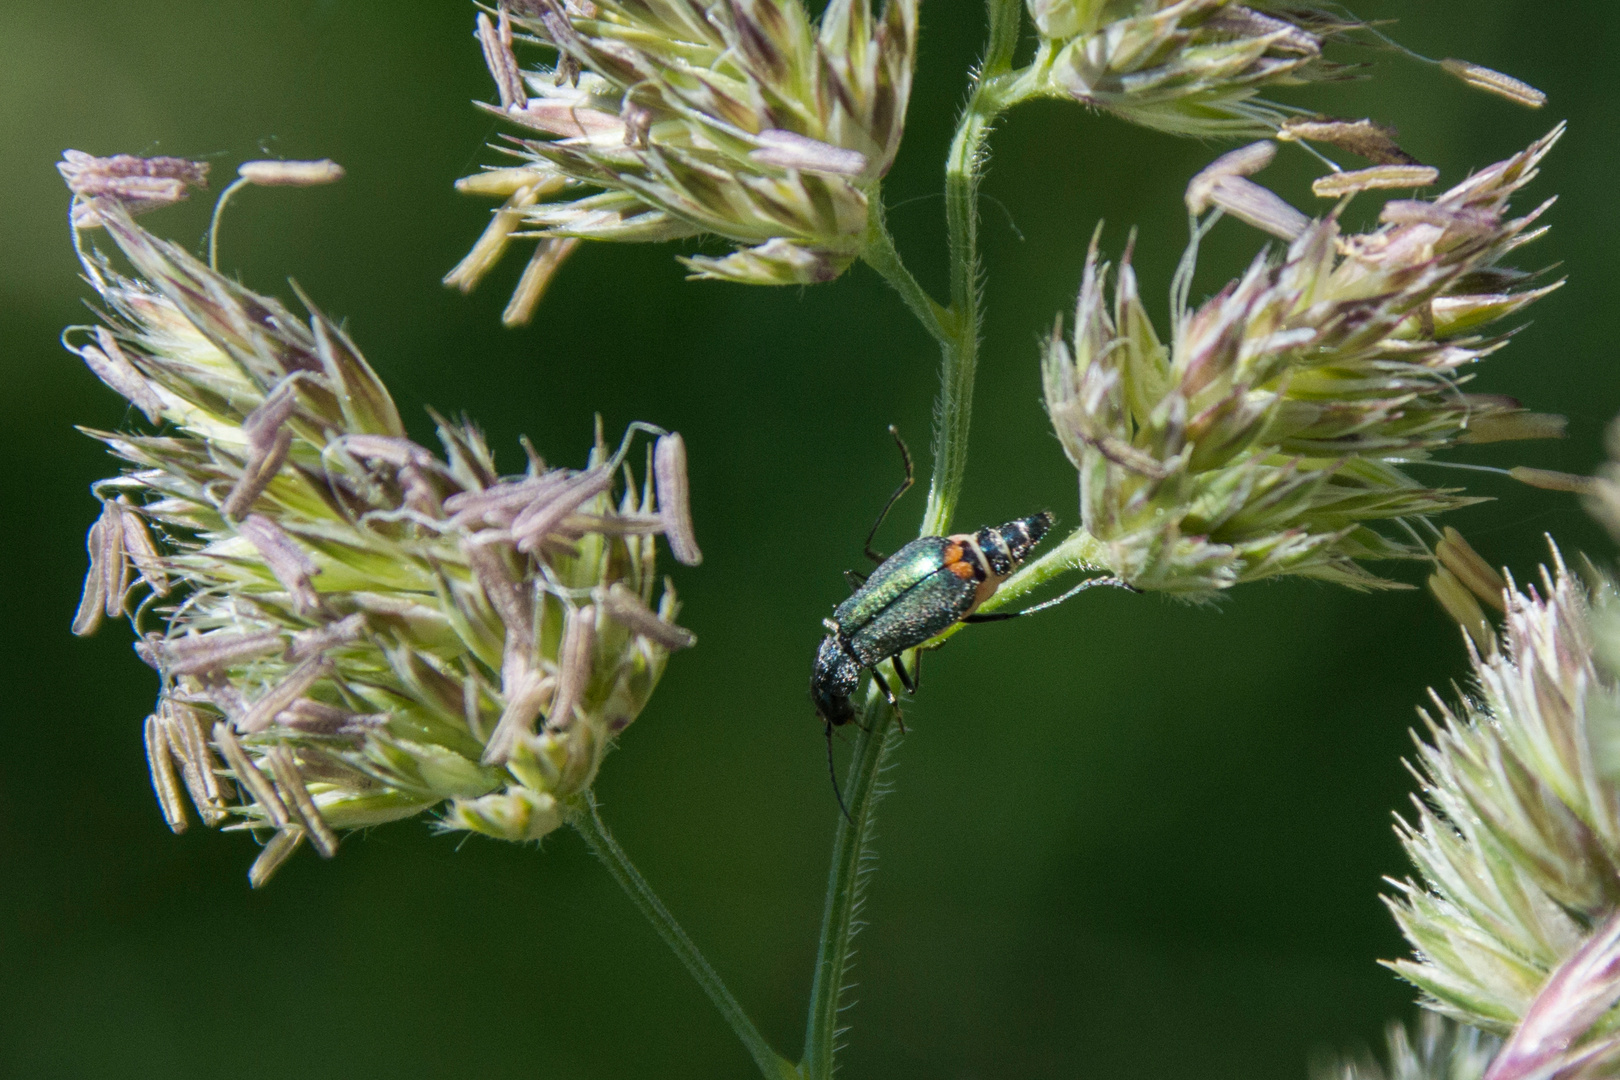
[64,172,699,885]
[1025,0,1356,138]
[447,0,919,323]
[1386,548,1620,1038]
[1041,127,1566,596]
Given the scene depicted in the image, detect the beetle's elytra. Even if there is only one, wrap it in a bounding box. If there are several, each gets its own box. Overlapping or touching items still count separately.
[810,511,1053,727]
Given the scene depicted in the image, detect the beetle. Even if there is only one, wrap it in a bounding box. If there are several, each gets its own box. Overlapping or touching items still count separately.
[810,512,1055,726]
[811,429,1130,761]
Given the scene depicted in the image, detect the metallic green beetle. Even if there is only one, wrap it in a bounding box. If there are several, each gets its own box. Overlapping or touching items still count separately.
[811,430,1128,736]
[810,512,1053,727]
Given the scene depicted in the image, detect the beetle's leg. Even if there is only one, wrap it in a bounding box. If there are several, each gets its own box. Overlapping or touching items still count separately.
[825,721,854,825]
[962,575,1138,622]
[843,568,869,591]
[869,666,908,734]
[863,425,914,565]
[870,666,897,706]
[893,652,916,695]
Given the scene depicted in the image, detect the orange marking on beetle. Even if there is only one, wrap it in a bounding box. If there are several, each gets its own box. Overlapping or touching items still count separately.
[946,535,1001,610]
[942,543,977,580]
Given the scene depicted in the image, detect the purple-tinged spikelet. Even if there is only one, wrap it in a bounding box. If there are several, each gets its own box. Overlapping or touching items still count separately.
[448,0,920,318]
[61,182,701,885]
[1043,128,1568,595]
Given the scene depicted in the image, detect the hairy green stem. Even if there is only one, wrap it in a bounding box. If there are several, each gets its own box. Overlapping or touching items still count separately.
[910,0,1027,535]
[805,10,1030,1075]
[861,199,955,347]
[921,73,1022,537]
[571,795,797,1080]
[983,0,1024,75]
[802,689,900,1080]
[860,8,1037,538]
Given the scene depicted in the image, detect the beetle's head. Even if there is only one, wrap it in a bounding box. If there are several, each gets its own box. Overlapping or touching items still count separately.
[810,634,860,726]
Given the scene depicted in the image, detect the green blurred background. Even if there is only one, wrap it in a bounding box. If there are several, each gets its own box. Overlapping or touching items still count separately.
[2,1,1615,1077]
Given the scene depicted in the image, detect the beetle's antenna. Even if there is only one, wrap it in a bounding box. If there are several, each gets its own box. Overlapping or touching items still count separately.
[864,425,914,564]
[1017,574,1140,615]
[826,722,854,825]
[962,574,1140,623]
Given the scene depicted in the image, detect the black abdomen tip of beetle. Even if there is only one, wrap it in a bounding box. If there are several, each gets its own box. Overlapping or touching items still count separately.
[981,511,1054,574]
